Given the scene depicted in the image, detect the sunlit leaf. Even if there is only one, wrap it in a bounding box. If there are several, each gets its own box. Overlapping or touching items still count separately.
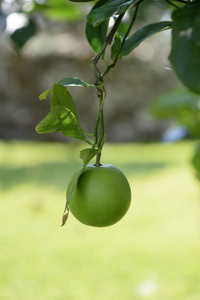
[35,107,88,141]
[80,147,100,167]
[39,89,52,100]
[36,83,93,143]
[39,78,95,101]
[58,77,95,87]
[51,84,80,126]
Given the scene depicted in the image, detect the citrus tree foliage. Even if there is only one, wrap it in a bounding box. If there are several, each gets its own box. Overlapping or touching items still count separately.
[2,0,200,223]
[2,0,200,94]
[33,0,199,147]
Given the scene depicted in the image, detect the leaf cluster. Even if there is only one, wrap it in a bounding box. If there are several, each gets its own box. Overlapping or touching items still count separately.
[36,80,95,145]
[3,0,200,94]
[82,0,200,94]
[32,0,200,223]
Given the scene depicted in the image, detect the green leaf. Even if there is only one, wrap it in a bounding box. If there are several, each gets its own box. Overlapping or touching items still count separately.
[116,1,133,15]
[36,83,93,143]
[35,108,76,133]
[10,18,37,49]
[86,20,109,56]
[121,21,172,56]
[35,108,88,141]
[169,2,200,94]
[39,78,95,101]
[111,33,122,62]
[85,0,109,57]
[57,77,95,87]
[39,89,52,100]
[86,0,135,26]
[80,147,100,167]
[51,84,80,126]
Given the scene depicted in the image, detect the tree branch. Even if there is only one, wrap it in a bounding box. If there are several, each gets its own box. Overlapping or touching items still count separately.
[103,4,140,76]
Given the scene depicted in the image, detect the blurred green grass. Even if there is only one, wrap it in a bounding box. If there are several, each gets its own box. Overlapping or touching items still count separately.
[0,140,200,300]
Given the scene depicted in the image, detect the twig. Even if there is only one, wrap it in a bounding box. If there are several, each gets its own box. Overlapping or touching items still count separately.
[103,4,140,76]
[90,13,125,84]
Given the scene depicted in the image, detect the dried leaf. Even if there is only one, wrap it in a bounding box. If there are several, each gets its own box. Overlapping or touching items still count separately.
[61,207,69,227]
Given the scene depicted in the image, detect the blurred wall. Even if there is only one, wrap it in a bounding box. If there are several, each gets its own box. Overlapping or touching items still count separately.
[0,18,180,142]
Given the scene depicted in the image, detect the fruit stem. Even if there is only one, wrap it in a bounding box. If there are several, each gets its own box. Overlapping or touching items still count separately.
[95,152,102,167]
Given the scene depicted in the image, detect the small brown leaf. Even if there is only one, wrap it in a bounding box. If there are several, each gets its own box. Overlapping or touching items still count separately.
[61,208,69,227]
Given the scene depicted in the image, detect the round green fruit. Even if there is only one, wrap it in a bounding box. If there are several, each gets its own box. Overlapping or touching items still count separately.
[67,164,131,227]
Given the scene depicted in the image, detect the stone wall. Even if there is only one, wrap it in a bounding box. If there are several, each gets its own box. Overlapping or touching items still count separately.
[0,25,179,142]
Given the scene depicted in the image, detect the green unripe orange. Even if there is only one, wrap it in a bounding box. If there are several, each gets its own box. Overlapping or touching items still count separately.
[67,164,131,227]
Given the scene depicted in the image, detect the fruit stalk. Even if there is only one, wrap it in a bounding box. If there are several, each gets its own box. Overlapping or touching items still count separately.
[95,152,101,167]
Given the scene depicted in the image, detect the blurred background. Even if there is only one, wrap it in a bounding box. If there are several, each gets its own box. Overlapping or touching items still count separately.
[0,0,181,142]
[1,1,200,300]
